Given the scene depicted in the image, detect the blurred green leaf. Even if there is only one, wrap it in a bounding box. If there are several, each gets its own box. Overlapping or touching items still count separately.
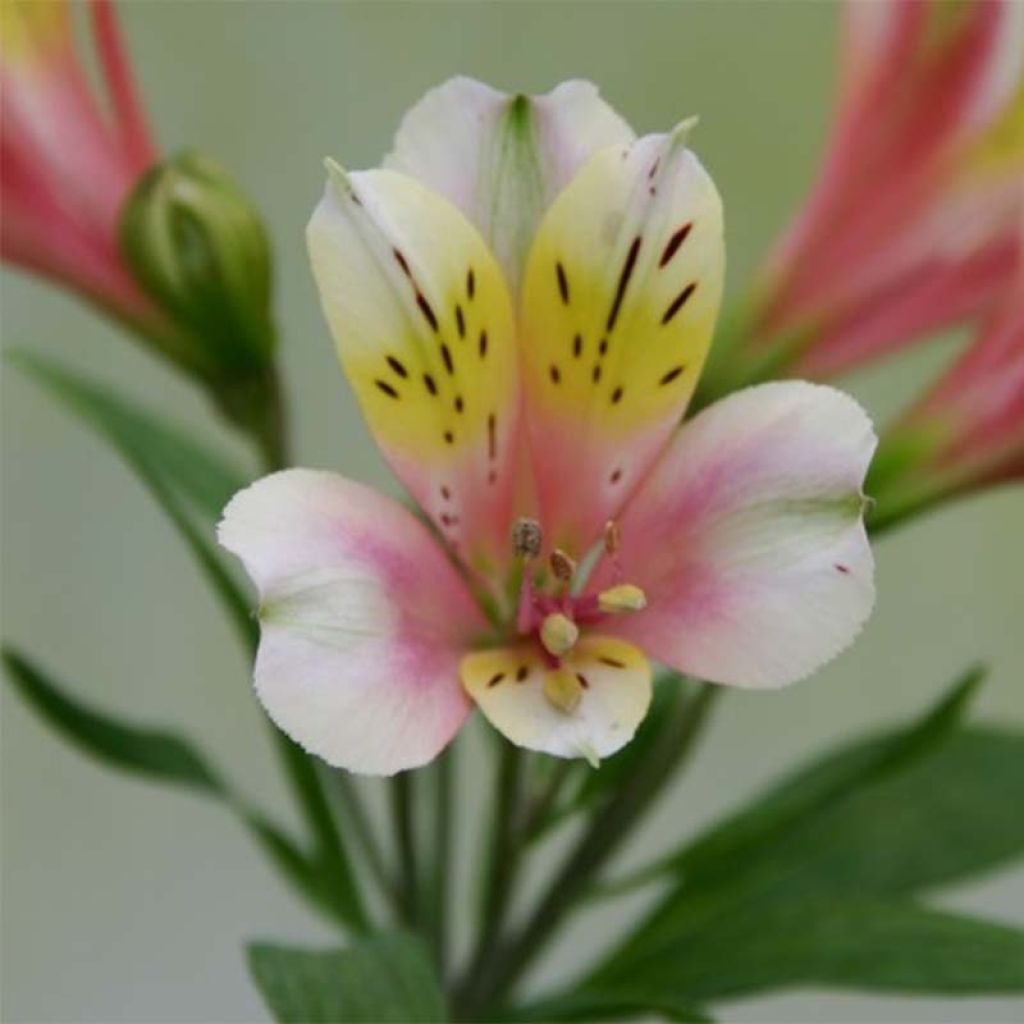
[590,666,984,904]
[4,647,221,793]
[9,350,368,931]
[10,348,255,646]
[590,901,1024,1003]
[671,666,987,892]
[584,667,1024,1005]
[2,647,339,925]
[503,987,711,1022]
[9,349,247,520]
[248,932,447,1023]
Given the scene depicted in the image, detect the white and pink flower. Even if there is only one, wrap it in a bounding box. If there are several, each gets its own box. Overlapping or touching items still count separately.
[744,0,1024,379]
[219,79,877,775]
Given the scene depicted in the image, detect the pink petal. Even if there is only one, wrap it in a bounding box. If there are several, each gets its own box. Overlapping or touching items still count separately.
[218,470,483,775]
[599,382,876,688]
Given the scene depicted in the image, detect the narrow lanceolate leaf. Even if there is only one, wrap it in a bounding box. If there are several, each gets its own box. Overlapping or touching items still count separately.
[671,666,988,891]
[9,348,254,644]
[589,901,1024,1004]
[503,987,711,1023]
[10,351,367,929]
[4,648,222,792]
[2,649,332,925]
[8,349,247,520]
[585,671,1024,1003]
[248,932,447,1023]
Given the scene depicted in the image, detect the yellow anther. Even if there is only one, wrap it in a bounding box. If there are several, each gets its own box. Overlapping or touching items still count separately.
[540,612,579,657]
[598,583,648,614]
[543,667,584,714]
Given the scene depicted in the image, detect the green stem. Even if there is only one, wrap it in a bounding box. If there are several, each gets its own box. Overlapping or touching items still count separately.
[278,739,370,931]
[391,771,419,926]
[332,770,398,911]
[455,743,524,1014]
[520,759,576,841]
[426,746,455,975]
[470,684,719,1016]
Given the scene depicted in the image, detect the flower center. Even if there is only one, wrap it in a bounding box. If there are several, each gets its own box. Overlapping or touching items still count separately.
[510,517,647,712]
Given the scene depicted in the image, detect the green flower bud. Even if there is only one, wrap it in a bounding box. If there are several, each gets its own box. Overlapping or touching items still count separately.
[119,150,276,382]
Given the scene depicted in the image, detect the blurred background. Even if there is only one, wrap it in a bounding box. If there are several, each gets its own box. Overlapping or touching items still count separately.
[2,2,1022,1021]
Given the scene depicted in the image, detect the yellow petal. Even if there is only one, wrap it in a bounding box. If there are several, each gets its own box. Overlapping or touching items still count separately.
[460,634,652,760]
[307,164,520,573]
[520,124,725,551]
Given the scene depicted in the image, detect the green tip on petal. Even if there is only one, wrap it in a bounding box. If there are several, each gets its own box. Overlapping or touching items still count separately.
[668,115,700,150]
[324,157,351,190]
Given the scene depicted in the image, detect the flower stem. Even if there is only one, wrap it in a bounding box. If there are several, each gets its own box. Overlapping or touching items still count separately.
[425,746,455,975]
[277,739,370,932]
[456,742,524,1010]
[391,771,420,926]
[331,770,397,911]
[469,683,719,1015]
[520,758,576,841]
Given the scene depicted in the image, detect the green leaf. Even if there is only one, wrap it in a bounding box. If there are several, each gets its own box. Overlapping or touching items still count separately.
[10,350,368,931]
[590,667,984,905]
[584,678,1024,1005]
[248,932,448,1023]
[2,647,336,925]
[9,349,247,521]
[502,987,711,1022]
[591,901,1024,1003]
[673,666,988,893]
[10,348,255,647]
[4,648,222,794]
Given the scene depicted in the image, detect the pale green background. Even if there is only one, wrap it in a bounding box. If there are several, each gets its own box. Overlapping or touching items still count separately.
[2,2,1023,1021]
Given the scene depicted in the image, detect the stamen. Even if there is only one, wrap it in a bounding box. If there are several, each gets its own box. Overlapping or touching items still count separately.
[511,517,543,559]
[549,548,576,584]
[604,520,621,555]
[543,667,584,714]
[598,583,648,613]
[540,613,579,657]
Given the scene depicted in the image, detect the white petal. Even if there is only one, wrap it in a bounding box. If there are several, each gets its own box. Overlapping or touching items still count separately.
[600,382,877,688]
[384,76,635,285]
[218,469,483,775]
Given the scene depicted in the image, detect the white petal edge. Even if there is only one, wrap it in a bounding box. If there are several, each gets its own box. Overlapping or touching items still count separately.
[606,381,877,688]
[218,469,483,775]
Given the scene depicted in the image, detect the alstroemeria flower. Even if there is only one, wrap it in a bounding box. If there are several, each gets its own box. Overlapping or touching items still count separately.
[1,0,158,329]
[219,79,877,775]
[870,238,1024,528]
[738,0,1024,381]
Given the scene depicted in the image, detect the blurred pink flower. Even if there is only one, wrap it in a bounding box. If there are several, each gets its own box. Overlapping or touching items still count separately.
[1,0,159,329]
[745,0,1024,380]
[870,244,1024,526]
